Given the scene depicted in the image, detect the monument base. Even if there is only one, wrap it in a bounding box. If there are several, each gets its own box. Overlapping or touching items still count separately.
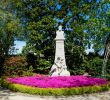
[51,69,70,76]
[50,58,70,77]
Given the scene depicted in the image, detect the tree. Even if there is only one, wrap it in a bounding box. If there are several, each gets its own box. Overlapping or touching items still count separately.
[13,0,56,56]
[0,0,21,75]
[85,0,110,52]
[11,0,110,75]
[12,0,103,71]
[83,0,110,77]
[54,0,103,71]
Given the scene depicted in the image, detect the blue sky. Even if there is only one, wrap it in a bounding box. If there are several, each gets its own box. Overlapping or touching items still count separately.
[14,40,94,54]
[85,45,94,54]
[14,40,26,54]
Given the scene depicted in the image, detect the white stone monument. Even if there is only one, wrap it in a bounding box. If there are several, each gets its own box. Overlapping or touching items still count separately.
[50,25,70,76]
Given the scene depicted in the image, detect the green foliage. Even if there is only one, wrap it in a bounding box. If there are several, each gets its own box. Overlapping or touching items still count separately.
[0,1,21,56]
[1,79,109,95]
[1,0,110,77]
[82,57,103,77]
[14,0,56,56]
[3,65,34,77]
[25,52,52,74]
[36,58,52,74]
[0,0,22,75]
[68,52,104,77]
[84,0,110,52]
[25,53,37,69]
[103,59,110,80]
[22,66,34,76]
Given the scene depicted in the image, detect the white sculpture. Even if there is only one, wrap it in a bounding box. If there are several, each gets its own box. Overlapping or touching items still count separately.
[56,25,64,39]
[50,25,70,76]
[50,57,70,76]
[58,25,62,31]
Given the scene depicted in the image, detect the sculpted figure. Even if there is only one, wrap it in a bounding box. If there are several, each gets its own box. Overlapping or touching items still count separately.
[59,59,70,76]
[50,57,61,76]
[50,57,70,76]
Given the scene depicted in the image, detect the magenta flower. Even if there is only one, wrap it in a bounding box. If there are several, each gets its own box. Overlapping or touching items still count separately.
[7,75,108,88]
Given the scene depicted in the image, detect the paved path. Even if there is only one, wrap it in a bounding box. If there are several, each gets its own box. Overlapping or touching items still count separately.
[0,86,110,100]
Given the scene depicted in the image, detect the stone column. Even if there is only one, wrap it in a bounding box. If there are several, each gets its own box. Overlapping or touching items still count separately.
[54,26,66,66]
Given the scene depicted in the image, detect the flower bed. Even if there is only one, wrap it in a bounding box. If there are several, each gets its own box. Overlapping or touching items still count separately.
[7,75,107,88]
[0,75,108,95]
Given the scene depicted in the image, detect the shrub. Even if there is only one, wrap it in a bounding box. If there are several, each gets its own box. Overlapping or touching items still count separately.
[4,56,27,67]
[25,52,52,74]
[36,59,52,74]
[3,56,35,76]
[81,57,103,77]
[3,66,34,77]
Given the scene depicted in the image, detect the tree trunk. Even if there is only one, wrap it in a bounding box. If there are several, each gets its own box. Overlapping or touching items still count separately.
[0,55,5,77]
[102,33,110,78]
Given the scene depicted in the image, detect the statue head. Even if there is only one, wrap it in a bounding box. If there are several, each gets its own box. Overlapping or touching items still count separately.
[58,25,62,31]
[55,57,61,63]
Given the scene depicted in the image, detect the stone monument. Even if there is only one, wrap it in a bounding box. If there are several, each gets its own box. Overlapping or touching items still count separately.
[50,25,70,76]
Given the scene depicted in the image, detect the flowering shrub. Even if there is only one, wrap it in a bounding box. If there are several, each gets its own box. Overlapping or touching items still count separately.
[4,56,27,67]
[7,75,108,88]
[4,56,28,76]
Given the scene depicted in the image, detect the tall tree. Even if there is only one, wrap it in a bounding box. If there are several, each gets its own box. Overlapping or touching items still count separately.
[12,0,110,74]
[82,0,110,77]
[13,1,101,67]
[13,0,57,57]
[0,0,21,75]
[85,0,110,52]
[54,0,103,72]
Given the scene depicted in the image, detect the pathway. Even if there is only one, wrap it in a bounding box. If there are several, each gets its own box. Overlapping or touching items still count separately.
[0,86,110,100]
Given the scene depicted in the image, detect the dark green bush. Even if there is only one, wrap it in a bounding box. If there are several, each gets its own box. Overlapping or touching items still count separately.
[81,57,103,77]
[36,59,52,74]
[26,52,52,74]
[3,66,34,77]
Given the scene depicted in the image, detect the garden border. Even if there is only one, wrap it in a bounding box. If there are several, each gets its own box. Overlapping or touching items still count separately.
[0,79,109,96]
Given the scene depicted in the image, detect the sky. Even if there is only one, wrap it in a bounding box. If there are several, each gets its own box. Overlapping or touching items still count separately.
[14,40,26,54]
[85,45,94,54]
[14,40,94,54]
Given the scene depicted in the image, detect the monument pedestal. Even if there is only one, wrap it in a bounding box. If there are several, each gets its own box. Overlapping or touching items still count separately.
[50,26,70,76]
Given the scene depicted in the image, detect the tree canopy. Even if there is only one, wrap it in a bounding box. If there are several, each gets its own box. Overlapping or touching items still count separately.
[10,0,110,66]
[1,0,110,76]
[0,0,21,74]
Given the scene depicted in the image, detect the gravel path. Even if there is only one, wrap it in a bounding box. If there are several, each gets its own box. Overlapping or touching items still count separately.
[0,86,110,100]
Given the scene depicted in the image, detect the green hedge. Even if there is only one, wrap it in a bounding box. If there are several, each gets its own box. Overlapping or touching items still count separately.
[0,79,109,96]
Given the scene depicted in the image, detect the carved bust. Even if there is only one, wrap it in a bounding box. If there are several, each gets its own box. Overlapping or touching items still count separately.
[56,25,64,39]
[58,25,62,31]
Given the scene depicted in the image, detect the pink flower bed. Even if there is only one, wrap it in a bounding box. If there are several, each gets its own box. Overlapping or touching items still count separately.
[7,75,108,88]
